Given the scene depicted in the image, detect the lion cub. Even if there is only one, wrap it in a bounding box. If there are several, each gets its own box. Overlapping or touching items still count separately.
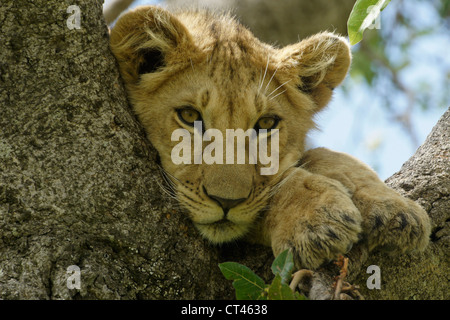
[110,6,431,269]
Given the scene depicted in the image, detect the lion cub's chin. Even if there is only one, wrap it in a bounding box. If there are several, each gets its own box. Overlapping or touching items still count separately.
[195,220,251,243]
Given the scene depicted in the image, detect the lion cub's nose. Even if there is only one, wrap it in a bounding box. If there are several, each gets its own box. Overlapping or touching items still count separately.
[202,185,248,215]
[208,194,247,213]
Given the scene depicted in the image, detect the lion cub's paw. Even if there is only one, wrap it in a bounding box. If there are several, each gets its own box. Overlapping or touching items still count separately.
[269,174,363,269]
[356,189,431,253]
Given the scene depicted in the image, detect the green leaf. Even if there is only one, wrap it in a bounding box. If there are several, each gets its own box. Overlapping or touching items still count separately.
[267,274,307,300]
[256,288,269,300]
[347,0,391,45]
[271,249,294,284]
[294,291,308,300]
[219,262,266,300]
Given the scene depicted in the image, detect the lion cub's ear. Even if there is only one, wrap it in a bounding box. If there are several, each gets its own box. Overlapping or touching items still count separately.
[277,32,351,111]
[110,6,198,85]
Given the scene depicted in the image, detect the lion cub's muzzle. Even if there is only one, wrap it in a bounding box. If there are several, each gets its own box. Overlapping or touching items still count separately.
[195,165,256,242]
[202,165,253,214]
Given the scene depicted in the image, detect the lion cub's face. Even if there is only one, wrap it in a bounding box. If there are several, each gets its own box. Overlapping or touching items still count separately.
[110,6,351,243]
[130,59,303,243]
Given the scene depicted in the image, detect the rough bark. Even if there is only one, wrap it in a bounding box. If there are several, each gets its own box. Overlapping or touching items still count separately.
[0,0,273,299]
[0,0,448,300]
[354,107,450,300]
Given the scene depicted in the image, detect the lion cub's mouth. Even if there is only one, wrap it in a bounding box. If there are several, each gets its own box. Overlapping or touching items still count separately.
[194,218,250,243]
[197,218,230,226]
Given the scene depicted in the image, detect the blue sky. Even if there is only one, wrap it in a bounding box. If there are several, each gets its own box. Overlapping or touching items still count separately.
[105,0,449,180]
[310,1,449,179]
[309,84,446,179]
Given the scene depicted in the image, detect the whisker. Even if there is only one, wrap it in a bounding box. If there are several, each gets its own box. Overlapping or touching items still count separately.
[264,63,280,95]
[156,166,183,201]
[160,171,177,191]
[268,89,287,101]
[267,79,291,99]
[258,55,270,94]
[258,68,262,93]
[155,178,178,200]
[158,165,181,184]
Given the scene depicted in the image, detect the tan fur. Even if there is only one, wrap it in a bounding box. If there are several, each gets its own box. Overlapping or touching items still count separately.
[110,6,431,269]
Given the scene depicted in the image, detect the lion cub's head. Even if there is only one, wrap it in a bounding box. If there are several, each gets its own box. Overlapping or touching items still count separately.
[110,6,351,243]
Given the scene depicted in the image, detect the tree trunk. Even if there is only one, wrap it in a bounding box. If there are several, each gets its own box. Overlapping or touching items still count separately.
[0,0,274,299]
[0,0,448,300]
[354,107,450,300]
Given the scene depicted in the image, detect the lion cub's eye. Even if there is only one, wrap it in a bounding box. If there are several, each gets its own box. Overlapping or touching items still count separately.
[177,107,201,126]
[255,116,280,131]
